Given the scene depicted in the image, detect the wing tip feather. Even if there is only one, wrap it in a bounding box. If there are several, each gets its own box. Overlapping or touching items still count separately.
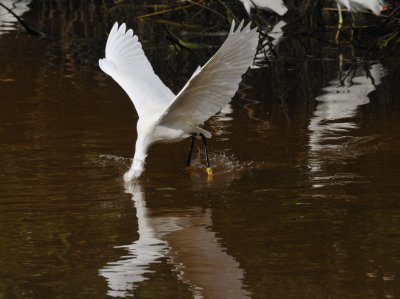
[230,19,236,34]
[230,19,258,36]
[237,19,245,32]
[118,23,127,34]
[110,22,119,35]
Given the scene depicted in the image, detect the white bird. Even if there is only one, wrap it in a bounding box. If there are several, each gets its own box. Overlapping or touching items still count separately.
[336,0,384,25]
[99,21,259,181]
[240,0,288,16]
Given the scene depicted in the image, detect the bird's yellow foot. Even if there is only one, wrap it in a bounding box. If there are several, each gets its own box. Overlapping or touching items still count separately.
[206,167,213,179]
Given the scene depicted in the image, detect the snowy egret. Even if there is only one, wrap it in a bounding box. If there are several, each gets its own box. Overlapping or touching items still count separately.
[336,0,384,25]
[240,0,288,16]
[334,0,384,41]
[99,21,259,181]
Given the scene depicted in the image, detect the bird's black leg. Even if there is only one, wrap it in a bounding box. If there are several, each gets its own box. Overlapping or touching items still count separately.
[201,134,212,177]
[201,134,213,177]
[186,134,196,167]
[200,134,210,168]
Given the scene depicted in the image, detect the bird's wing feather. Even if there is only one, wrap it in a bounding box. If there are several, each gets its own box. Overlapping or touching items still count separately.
[157,20,259,129]
[99,22,175,117]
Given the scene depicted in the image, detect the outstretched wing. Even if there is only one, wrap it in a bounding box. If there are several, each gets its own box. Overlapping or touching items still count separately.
[157,20,259,129]
[99,22,175,117]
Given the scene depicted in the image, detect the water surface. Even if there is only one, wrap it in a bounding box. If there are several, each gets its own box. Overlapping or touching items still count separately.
[0,1,399,298]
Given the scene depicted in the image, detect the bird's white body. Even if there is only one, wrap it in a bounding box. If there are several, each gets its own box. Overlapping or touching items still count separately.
[240,0,288,16]
[99,22,259,181]
[336,0,384,15]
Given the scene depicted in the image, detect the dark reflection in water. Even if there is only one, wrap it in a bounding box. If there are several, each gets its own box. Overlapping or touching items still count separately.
[1,0,400,298]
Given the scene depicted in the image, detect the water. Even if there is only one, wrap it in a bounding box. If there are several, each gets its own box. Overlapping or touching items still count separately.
[1,1,399,298]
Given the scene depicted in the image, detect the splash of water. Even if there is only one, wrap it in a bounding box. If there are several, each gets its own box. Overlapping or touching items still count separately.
[94,150,259,181]
[96,154,131,174]
[187,149,254,176]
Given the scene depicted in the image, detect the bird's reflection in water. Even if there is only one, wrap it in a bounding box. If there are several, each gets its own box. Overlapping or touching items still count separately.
[99,182,249,298]
[308,62,385,186]
[99,183,168,297]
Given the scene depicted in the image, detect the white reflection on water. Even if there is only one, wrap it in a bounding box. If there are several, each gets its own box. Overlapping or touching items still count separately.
[0,0,31,35]
[308,62,385,184]
[99,182,249,298]
[99,183,168,297]
[211,102,234,141]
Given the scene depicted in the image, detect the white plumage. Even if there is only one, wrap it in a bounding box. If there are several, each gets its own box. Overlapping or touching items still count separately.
[336,0,384,15]
[99,23,175,116]
[99,21,259,181]
[240,0,288,16]
[335,0,384,26]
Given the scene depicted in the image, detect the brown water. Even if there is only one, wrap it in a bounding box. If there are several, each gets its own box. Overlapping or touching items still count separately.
[1,1,400,298]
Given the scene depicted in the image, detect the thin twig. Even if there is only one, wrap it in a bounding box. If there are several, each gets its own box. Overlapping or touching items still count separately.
[186,0,229,22]
[137,3,195,19]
